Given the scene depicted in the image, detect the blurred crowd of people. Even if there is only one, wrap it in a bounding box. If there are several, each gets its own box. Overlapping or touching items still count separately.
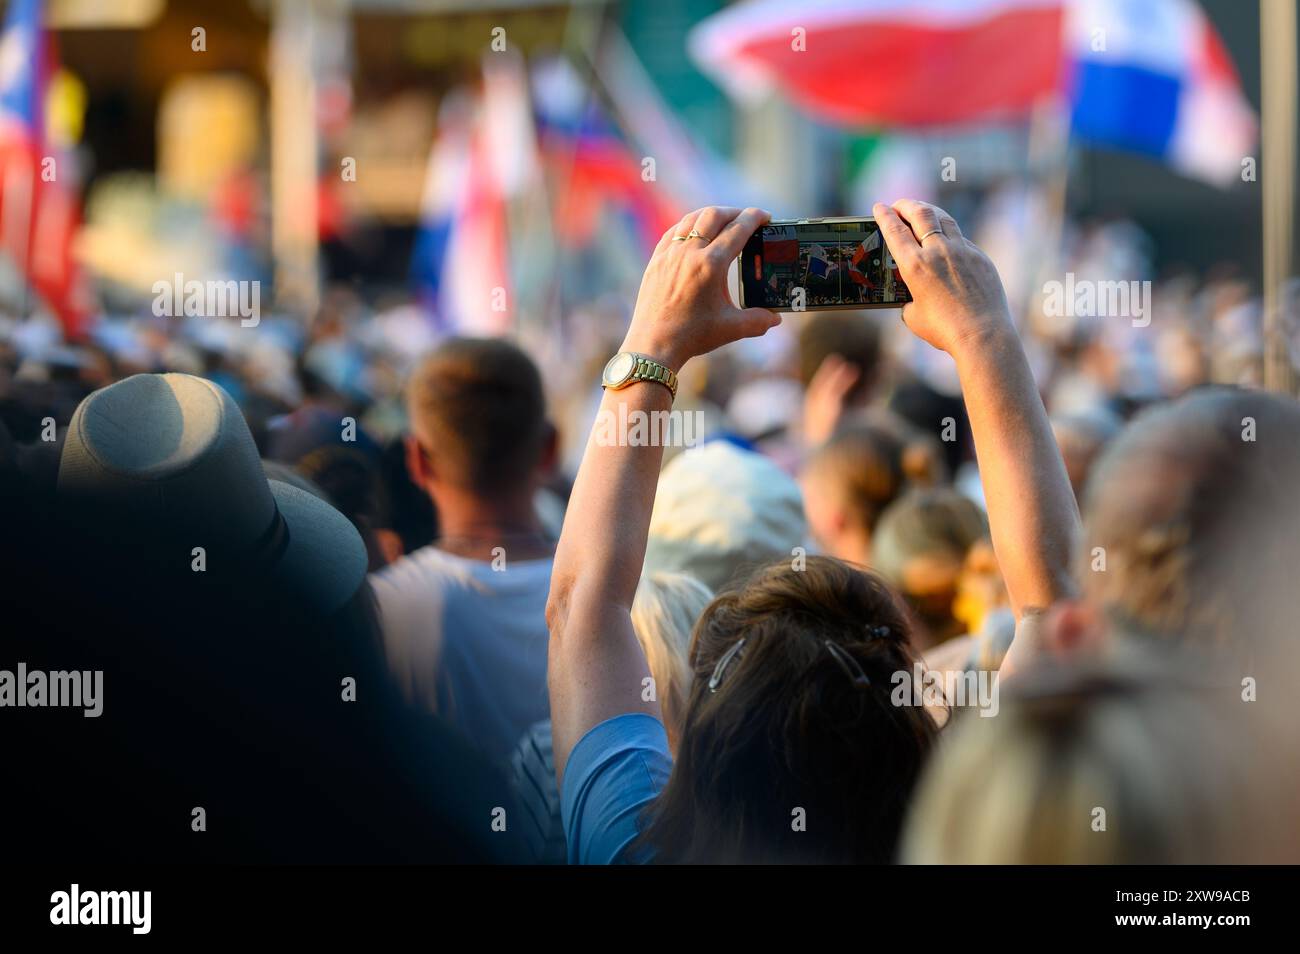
[1,200,1298,865]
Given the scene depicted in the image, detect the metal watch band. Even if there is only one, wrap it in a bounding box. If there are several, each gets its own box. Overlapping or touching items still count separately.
[632,355,678,398]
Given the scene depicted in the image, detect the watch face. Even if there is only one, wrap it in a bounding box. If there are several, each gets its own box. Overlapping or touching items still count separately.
[603,352,636,387]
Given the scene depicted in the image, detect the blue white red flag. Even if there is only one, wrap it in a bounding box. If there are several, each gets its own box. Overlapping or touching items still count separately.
[0,0,90,337]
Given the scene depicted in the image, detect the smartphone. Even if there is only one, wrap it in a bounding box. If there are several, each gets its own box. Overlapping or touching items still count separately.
[737,217,911,312]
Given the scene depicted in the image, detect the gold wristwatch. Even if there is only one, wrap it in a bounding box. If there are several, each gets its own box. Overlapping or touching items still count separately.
[601,351,678,399]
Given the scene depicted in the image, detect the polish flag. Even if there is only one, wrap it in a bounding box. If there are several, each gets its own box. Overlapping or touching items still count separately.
[689,0,1065,127]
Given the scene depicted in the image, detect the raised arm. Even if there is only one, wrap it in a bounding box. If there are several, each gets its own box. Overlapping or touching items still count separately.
[874,200,1080,675]
[546,206,779,778]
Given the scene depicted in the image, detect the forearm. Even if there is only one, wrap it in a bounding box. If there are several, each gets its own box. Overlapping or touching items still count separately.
[546,377,671,776]
[545,204,775,777]
[954,325,1080,617]
[869,199,1078,637]
[550,380,672,620]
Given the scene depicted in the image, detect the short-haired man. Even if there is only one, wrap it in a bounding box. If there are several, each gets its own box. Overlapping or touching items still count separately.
[371,337,557,764]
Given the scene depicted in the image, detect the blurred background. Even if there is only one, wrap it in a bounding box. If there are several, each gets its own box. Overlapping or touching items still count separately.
[0,0,1297,467]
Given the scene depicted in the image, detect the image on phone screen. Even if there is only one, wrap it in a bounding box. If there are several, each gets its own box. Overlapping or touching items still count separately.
[739,219,911,311]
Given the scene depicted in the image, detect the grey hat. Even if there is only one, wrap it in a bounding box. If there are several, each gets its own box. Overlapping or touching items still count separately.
[58,373,367,612]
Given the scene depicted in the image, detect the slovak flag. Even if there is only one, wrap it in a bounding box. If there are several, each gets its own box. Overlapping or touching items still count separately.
[0,0,90,339]
[532,57,680,255]
[807,244,833,278]
[411,53,537,336]
[1065,0,1256,186]
[410,91,472,328]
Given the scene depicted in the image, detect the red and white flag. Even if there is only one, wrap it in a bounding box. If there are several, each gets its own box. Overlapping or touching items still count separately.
[688,0,1065,127]
[414,51,538,337]
[0,0,92,339]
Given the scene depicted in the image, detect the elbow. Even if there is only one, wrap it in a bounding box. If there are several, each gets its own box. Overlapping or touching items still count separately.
[546,573,573,640]
[1011,564,1078,621]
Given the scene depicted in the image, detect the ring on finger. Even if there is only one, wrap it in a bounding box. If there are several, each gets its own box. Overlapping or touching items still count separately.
[672,234,690,242]
[917,228,943,243]
[687,228,709,243]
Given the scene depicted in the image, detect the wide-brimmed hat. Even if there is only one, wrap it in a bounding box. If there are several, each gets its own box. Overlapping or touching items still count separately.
[58,373,367,612]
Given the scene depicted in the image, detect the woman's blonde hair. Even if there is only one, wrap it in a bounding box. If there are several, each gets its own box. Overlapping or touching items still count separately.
[902,657,1271,863]
[631,572,713,750]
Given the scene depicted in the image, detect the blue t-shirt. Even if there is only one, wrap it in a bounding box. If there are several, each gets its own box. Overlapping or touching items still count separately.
[560,713,672,864]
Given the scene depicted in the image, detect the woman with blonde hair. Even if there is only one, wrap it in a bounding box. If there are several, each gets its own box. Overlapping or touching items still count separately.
[901,658,1273,864]
[631,572,713,750]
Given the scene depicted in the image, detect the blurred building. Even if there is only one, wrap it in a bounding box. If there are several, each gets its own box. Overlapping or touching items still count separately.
[25,0,1300,323]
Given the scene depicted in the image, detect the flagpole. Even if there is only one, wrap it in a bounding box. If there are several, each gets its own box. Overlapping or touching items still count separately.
[5,155,35,326]
[1261,0,1297,395]
[269,0,324,322]
[1026,94,1071,333]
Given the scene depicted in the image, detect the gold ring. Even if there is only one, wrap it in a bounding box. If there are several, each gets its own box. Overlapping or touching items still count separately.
[917,228,943,243]
[687,229,709,243]
[672,234,690,242]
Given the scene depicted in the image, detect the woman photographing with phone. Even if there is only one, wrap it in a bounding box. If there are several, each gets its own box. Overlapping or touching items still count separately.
[545,201,1080,863]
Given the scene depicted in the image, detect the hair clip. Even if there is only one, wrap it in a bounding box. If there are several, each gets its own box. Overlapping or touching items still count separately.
[708,638,747,693]
[823,640,872,688]
[868,624,891,640]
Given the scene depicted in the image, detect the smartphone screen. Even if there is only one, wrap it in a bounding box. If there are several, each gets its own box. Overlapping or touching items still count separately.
[739,218,911,311]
